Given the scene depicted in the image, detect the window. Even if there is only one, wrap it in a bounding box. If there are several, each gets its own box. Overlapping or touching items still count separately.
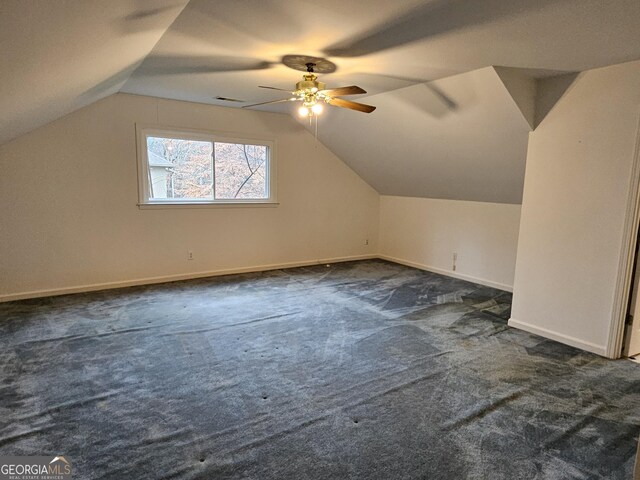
[136,126,276,206]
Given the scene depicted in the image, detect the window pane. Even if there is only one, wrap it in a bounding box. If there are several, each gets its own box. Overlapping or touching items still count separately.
[146,136,213,200]
[214,143,268,199]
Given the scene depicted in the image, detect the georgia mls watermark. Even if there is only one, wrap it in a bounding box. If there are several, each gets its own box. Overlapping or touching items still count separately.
[0,456,72,480]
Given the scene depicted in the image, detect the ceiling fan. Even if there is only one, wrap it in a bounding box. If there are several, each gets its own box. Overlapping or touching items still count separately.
[243,62,376,117]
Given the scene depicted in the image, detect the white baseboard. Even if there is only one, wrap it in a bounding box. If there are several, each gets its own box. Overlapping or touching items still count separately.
[0,254,512,302]
[378,255,513,292]
[508,317,608,357]
[0,254,377,303]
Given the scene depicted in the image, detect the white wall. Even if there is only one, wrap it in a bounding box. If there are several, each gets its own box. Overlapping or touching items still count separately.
[510,59,640,357]
[379,196,521,291]
[0,93,379,300]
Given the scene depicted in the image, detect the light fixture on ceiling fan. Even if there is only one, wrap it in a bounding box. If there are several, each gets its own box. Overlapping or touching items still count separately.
[243,61,376,117]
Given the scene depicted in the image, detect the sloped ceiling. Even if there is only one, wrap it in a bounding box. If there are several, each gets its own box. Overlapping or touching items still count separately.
[0,0,189,145]
[308,67,531,204]
[2,0,640,203]
[120,0,640,109]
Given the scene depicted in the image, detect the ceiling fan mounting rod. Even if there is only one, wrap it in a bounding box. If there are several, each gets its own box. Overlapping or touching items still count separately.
[305,62,316,73]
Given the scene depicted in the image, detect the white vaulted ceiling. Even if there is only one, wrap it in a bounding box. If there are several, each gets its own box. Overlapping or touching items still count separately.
[0,0,190,145]
[2,0,640,203]
[308,67,532,204]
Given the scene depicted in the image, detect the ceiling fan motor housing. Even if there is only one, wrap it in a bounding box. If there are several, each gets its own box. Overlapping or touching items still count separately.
[296,74,326,96]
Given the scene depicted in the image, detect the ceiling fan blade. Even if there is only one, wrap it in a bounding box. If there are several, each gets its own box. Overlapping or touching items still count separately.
[353,72,458,110]
[124,5,179,22]
[323,0,559,57]
[327,97,376,113]
[259,86,294,93]
[135,55,274,76]
[243,98,297,108]
[318,86,367,97]
[119,4,187,34]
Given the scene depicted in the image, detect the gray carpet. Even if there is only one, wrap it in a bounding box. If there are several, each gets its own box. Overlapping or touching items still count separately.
[1,259,639,479]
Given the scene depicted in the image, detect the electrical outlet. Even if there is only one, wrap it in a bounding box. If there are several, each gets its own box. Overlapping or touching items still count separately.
[365,239,369,246]
[188,251,194,261]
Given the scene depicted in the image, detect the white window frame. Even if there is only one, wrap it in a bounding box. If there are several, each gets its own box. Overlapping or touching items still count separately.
[135,124,277,208]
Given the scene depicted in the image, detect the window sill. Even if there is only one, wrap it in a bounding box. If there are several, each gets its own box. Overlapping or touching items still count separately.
[138,201,279,210]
